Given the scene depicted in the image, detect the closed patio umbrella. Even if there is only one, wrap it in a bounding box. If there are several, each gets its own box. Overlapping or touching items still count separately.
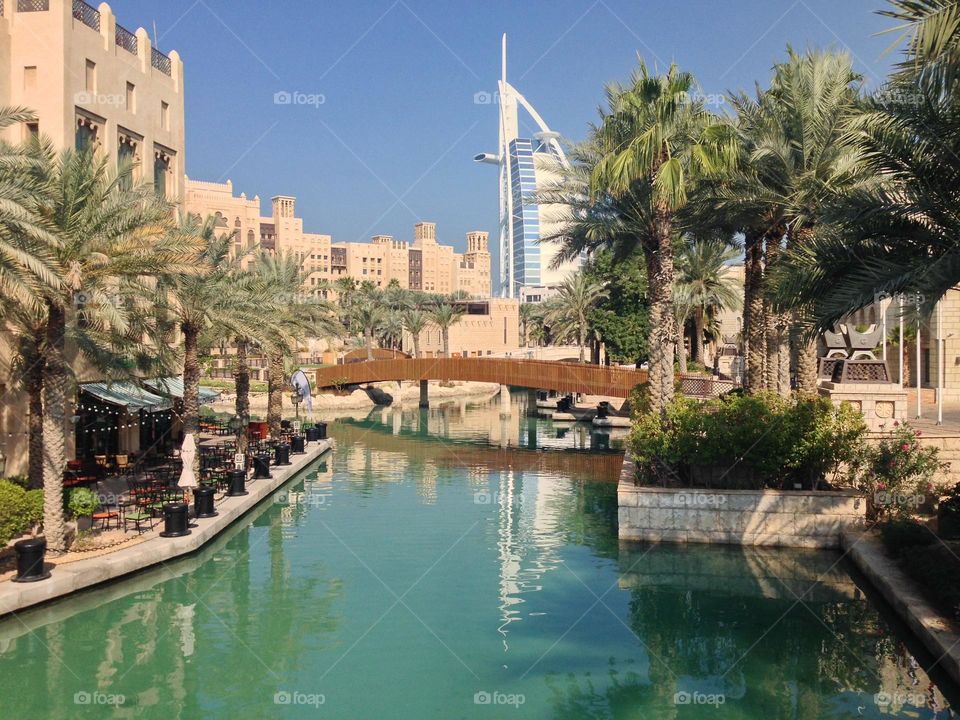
[178,433,198,489]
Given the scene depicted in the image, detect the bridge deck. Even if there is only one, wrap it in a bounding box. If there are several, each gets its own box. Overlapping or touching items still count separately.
[315,358,649,398]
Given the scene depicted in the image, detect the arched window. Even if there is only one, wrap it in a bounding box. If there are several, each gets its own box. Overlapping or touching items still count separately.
[247,229,255,248]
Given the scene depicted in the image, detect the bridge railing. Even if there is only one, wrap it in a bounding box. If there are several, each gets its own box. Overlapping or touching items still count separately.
[315,357,649,397]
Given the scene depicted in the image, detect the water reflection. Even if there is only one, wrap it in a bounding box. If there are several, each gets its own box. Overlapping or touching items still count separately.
[0,401,957,719]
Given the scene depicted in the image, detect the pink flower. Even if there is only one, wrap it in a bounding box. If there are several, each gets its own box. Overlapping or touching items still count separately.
[916,430,923,436]
[893,421,900,427]
[878,482,887,490]
[902,444,911,451]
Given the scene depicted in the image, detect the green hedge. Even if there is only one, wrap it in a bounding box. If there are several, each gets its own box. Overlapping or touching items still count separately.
[0,479,43,546]
[902,542,960,619]
[628,392,866,490]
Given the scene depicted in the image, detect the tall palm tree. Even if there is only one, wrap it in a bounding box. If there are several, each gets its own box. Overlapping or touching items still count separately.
[750,48,867,393]
[672,283,694,373]
[545,273,609,363]
[401,308,428,358]
[25,145,187,552]
[772,16,960,329]
[579,61,735,412]
[351,287,385,361]
[674,238,742,365]
[428,302,464,358]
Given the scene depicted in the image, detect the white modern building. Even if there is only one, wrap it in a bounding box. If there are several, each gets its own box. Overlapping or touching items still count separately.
[475,35,581,300]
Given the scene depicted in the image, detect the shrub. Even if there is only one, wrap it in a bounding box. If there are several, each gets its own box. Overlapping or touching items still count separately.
[878,518,936,556]
[0,479,43,546]
[628,392,866,489]
[859,423,948,519]
[902,542,960,619]
[67,487,100,517]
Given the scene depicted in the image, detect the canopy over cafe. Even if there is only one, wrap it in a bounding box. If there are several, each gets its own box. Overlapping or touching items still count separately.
[75,378,220,463]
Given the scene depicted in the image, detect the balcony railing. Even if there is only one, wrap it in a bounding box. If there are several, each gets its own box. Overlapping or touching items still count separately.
[17,0,48,11]
[72,0,99,30]
[0,1,5,17]
[151,47,172,76]
[115,23,137,54]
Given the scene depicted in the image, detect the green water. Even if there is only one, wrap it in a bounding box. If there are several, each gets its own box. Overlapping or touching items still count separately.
[0,399,956,718]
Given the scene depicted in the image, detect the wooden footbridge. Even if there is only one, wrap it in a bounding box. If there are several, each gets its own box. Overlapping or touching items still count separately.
[315,358,649,398]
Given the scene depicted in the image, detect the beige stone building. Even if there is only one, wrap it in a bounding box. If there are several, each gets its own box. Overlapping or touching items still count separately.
[410,300,520,358]
[0,0,186,201]
[0,0,186,477]
[184,179,492,297]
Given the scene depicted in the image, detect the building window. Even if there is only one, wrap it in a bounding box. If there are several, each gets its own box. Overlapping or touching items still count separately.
[75,114,100,152]
[125,82,136,113]
[85,59,96,93]
[160,101,170,130]
[25,122,39,142]
[23,66,37,92]
[117,131,140,190]
[154,146,174,198]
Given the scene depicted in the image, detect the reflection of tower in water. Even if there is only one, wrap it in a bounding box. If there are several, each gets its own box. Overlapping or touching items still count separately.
[495,469,565,651]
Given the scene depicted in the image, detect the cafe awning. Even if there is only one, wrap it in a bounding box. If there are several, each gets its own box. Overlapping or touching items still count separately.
[80,382,172,412]
[80,377,221,412]
[144,377,222,404]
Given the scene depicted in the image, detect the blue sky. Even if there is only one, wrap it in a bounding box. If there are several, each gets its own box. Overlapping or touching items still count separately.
[119,0,899,258]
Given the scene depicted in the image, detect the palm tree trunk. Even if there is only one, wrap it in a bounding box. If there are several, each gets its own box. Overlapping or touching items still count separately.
[763,234,791,396]
[654,218,676,410]
[795,328,819,395]
[233,338,250,454]
[578,324,586,363]
[42,302,67,553]
[743,230,766,393]
[364,327,374,361]
[442,327,450,358]
[645,250,665,412]
[26,341,45,489]
[693,308,705,366]
[267,351,284,438]
[181,322,202,478]
[412,332,421,359]
[675,319,688,373]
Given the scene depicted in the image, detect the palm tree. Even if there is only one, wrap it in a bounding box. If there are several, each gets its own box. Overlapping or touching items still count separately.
[771,15,960,330]
[519,303,537,347]
[401,308,428,358]
[351,287,385,361]
[674,238,742,365]
[544,273,609,363]
[749,49,867,393]
[571,61,734,412]
[428,302,464,358]
[25,146,187,552]
[672,283,694,373]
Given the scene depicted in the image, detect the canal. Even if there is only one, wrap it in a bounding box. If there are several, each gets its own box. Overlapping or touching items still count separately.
[0,395,955,718]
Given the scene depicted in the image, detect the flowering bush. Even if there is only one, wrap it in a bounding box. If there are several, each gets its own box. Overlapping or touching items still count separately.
[857,423,948,520]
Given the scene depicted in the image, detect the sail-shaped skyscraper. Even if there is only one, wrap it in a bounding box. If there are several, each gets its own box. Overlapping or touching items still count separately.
[475,35,580,299]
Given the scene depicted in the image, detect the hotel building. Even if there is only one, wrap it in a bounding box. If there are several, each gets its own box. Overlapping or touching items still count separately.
[183,178,493,298]
[0,0,186,477]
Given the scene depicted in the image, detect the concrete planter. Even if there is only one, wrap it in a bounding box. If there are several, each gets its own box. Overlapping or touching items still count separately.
[618,453,866,548]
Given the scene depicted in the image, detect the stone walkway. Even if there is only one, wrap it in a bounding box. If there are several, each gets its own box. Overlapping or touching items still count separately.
[0,439,333,617]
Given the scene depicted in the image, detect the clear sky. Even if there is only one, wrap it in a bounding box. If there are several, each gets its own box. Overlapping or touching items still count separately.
[119,0,899,261]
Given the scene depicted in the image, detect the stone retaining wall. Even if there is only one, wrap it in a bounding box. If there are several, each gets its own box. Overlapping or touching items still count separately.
[618,453,866,548]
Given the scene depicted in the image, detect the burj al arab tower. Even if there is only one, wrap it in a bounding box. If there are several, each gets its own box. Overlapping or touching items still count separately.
[474,35,580,300]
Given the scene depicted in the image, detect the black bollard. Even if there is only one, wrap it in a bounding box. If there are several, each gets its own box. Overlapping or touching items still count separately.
[227,469,249,496]
[12,537,50,583]
[253,454,272,480]
[291,435,305,454]
[305,426,318,442]
[274,444,291,466]
[160,503,191,538]
[316,422,327,440]
[194,485,218,518]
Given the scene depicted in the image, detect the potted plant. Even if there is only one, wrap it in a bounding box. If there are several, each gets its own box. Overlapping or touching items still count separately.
[939,483,960,540]
[67,487,100,533]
